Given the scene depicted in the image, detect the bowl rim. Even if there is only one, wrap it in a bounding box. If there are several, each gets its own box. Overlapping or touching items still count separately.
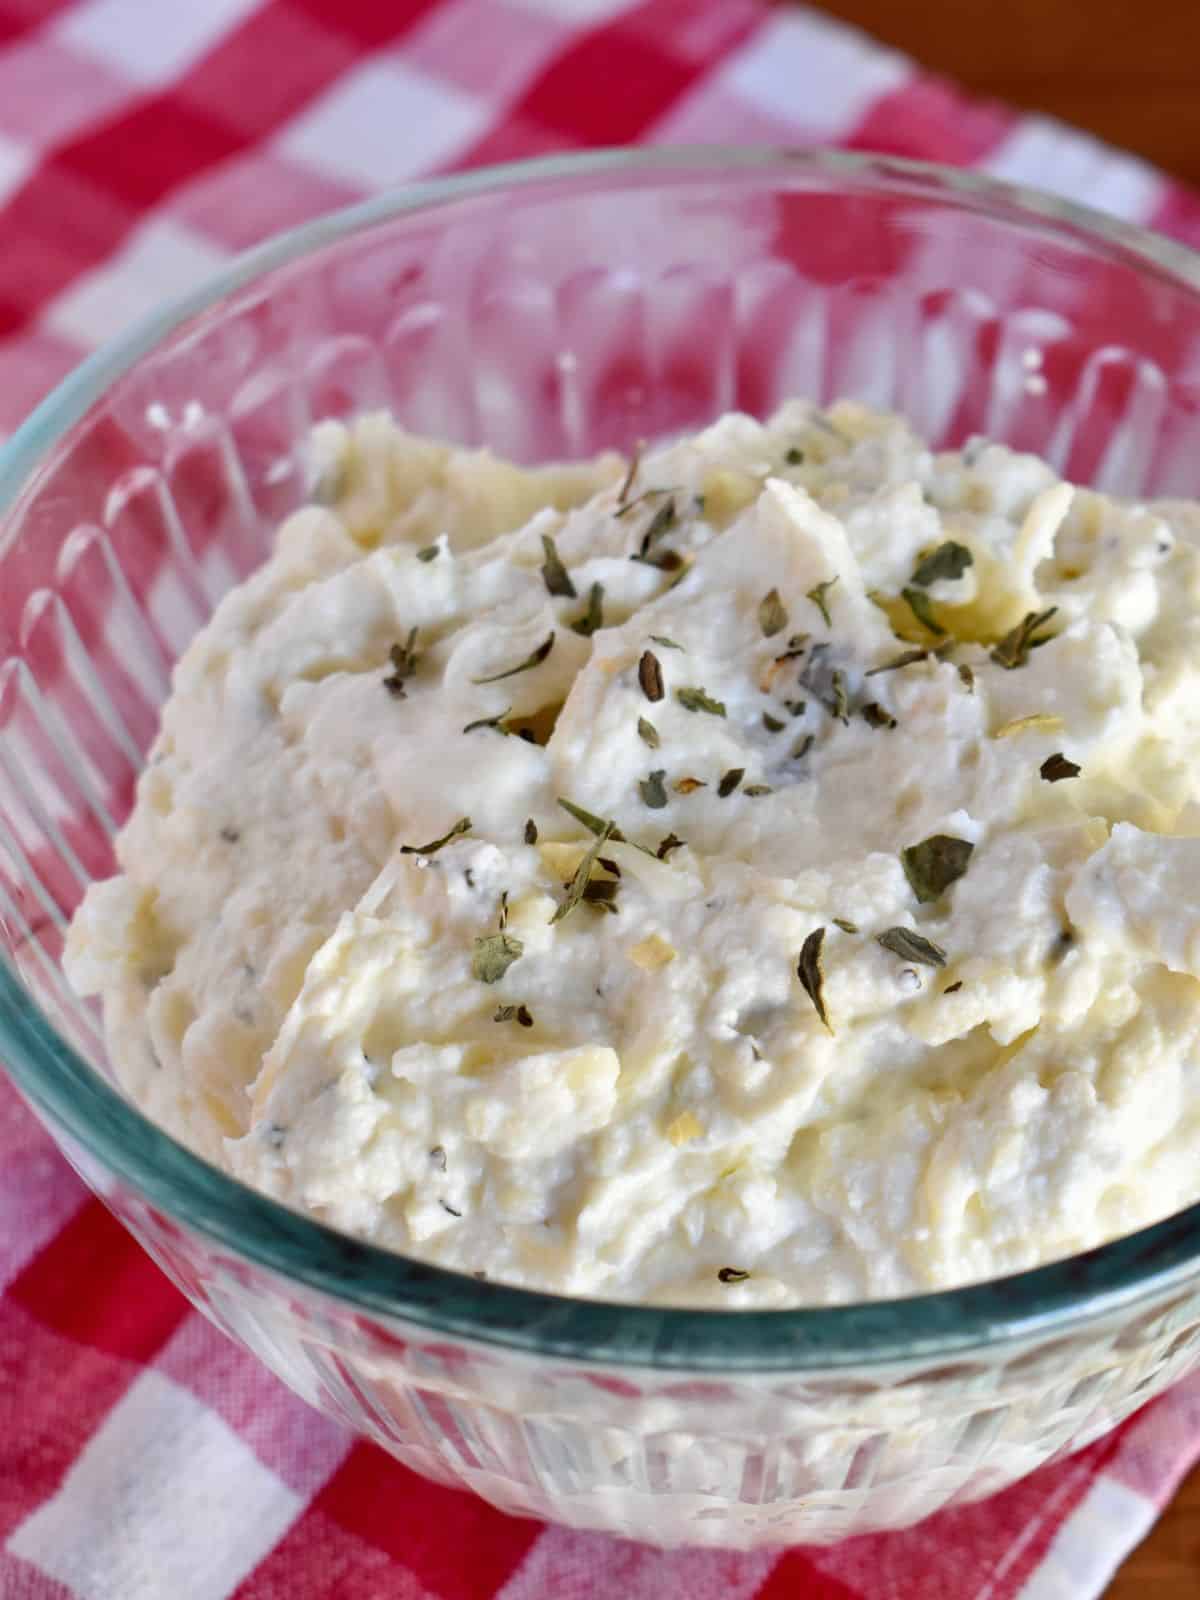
[4,144,1200,1374]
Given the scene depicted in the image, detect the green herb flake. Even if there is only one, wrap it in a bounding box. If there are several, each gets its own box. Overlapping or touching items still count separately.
[676,686,726,717]
[638,650,665,702]
[861,701,897,730]
[524,818,538,845]
[718,1267,750,1284]
[758,588,788,639]
[616,442,643,509]
[958,663,975,693]
[785,447,804,465]
[557,797,626,842]
[911,541,974,588]
[762,712,785,733]
[717,767,745,798]
[550,821,615,925]
[637,717,660,748]
[943,980,964,995]
[636,496,677,562]
[472,632,555,684]
[833,918,859,935]
[829,668,850,724]
[639,770,669,809]
[570,582,604,638]
[656,832,685,860]
[806,576,839,628]
[901,586,946,636]
[743,784,773,797]
[416,544,440,563]
[901,834,974,903]
[650,635,683,651]
[401,816,472,857]
[1040,751,1081,783]
[877,927,947,968]
[791,734,814,761]
[383,626,421,697]
[472,931,524,983]
[540,533,576,598]
[581,877,620,913]
[493,1003,534,1026]
[463,707,510,734]
[991,607,1059,669]
[797,926,833,1033]
[866,648,930,677]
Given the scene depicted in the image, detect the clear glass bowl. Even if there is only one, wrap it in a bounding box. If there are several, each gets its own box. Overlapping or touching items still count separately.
[4,148,1200,1549]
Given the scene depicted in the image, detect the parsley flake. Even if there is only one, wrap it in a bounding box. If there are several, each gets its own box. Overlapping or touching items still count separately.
[540,534,576,598]
[797,926,832,1033]
[471,633,555,684]
[676,686,726,717]
[901,834,974,903]
[806,576,839,627]
[877,927,947,967]
[400,817,472,857]
[472,932,524,983]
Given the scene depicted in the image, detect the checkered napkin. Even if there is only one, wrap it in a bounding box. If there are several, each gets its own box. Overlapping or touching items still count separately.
[2,2,1200,1595]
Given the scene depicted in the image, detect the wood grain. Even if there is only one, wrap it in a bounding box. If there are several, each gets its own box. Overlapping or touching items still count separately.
[791,4,1200,1590]
[805,0,1200,186]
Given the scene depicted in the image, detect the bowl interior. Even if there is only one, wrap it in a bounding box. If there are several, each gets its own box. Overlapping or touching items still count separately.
[4,149,1200,1367]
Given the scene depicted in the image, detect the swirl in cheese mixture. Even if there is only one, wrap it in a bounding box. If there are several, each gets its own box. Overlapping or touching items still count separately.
[65,401,1200,1306]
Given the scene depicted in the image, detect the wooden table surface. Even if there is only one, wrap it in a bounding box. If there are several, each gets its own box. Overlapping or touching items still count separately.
[802,3,1200,1591]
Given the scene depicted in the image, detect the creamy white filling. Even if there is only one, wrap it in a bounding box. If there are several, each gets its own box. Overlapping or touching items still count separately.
[65,400,1200,1306]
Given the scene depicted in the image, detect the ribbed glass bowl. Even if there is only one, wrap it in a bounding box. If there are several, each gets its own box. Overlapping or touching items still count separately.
[4,149,1200,1549]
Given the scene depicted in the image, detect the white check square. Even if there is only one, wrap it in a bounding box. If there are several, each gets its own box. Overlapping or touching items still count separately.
[9,1368,302,1600]
[56,0,262,85]
[280,57,489,191]
[46,217,229,350]
[719,10,908,136]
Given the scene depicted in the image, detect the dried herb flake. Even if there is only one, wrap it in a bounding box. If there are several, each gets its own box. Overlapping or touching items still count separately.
[797,926,833,1033]
[718,1267,750,1284]
[866,648,930,677]
[472,931,524,983]
[570,582,604,637]
[911,541,974,587]
[383,626,421,697]
[861,701,897,730]
[639,770,668,809]
[717,767,744,798]
[471,632,555,684]
[637,716,660,748]
[901,586,946,635]
[1040,751,1081,782]
[806,576,839,627]
[550,821,615,925]
[638,650,665,702]
[758,588,789,638]
[676,686,726,717]
[877,927,947,968]
[656,832,685,860]
[901,834,974,903]
[990,607,1058,670]
[463,707,510,734]
[401,816,472,857]
[524,818,538,845]
[416,544,439,563]
[540,533,576,598]
[833,918,858,934]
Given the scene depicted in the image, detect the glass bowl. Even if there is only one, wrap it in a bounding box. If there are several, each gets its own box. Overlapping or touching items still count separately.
[4,148,1200,1550]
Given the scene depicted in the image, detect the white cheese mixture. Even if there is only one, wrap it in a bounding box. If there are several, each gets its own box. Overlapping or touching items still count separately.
[65,401,1200,1307]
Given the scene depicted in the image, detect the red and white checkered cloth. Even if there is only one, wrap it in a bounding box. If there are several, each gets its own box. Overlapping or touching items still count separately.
[3,2,1200,1595]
